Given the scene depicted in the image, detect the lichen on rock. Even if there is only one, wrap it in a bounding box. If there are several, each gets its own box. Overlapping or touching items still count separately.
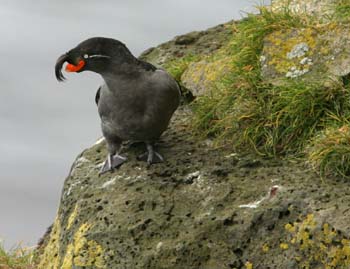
[37,2,350,268]
[281,214,350,268]
[37,107,350,269]
[261,23,350,82]
[61,223,105,268]
[261,27,317,80]
[181,56,233,96]
[38,217,61,269]
[271,0,338,17]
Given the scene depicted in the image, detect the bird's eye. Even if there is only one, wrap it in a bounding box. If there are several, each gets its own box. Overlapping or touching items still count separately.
[83,54,89,59]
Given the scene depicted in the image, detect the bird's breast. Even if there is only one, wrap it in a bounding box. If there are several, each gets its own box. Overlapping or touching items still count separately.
[97,73,179,141]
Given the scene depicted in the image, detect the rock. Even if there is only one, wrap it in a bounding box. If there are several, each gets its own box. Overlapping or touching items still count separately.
[286,43,309,59]
[181,57,233,96]
[271,0,337,17]
[38,14,350,269]
[139,21,236,98]
[37,107,350,269]
[261,25,350,82]
[174,31,202,45]
[138,21,235,68]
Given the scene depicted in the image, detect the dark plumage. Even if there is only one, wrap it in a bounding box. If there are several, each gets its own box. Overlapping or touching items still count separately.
[55,37,180,173]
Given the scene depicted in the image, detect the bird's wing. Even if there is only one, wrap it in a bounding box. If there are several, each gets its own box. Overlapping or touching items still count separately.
[95,86,101,105]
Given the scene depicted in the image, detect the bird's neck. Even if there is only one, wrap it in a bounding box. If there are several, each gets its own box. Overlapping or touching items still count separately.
[100,65,141,92]
[100,58,149,83]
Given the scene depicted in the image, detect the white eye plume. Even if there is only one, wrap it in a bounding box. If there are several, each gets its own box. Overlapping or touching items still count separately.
[89,54,111,59]
[83,54,111,59]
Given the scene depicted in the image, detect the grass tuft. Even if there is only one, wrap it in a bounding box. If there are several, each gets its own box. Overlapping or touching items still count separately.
[164,54,200,81]
[0,242,38,269]
[189,6,350,177]
[191,7,320,154]
[333,0,350,21]
[307,119,350,178]
[194,79,350,156]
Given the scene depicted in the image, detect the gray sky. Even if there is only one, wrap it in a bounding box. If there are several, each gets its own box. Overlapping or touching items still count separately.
[0,0,268,248]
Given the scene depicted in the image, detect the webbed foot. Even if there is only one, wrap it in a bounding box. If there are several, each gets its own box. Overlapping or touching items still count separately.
[99,154,127,175]
[137,144,164,166]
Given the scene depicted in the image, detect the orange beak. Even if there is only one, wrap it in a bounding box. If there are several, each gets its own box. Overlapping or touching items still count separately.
[65,60,85,72]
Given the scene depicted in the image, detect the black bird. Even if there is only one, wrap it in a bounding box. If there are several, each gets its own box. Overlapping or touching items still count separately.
[55,37,180,174]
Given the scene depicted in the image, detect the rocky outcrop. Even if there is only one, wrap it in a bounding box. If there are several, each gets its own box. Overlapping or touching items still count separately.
[181,56,233,96]
[139,22,235,67]
[38,2,350,269]
[140,21,236,97]
[37,107,350,269]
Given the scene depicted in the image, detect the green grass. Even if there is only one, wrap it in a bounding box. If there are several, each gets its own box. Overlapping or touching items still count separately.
[334,0,350,21]
[194,78,350,156]
[191,7,317,153]
[164,54,200,81]
[307,117,350,178]
[163,54,200,105]
[0,242,38,269]
[187,6,350,177]
[227,6,310,82]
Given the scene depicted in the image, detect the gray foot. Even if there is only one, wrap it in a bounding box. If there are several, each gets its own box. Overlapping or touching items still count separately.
[99,154,127,175]
[137,144,164,166]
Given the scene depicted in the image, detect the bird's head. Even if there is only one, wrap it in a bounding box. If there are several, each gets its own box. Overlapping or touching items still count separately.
[55,37,134,81]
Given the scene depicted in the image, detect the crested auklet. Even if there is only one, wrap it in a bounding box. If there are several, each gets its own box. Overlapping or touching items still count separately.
[55,37,180,174]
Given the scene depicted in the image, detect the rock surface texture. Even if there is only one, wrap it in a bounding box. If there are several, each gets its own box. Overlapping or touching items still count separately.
[140,21,236,97]
[271,0,337,17]
[38,107,350,269]
[261,25,350,83]
[38,3,350,269]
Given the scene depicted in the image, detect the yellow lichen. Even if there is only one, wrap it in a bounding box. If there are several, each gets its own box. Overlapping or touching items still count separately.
[283,214,350,268]
[245,261,253,269]
[61,244,74,269]
[62,223,105,268]
[320,46,330,55]
[280,243,289,250]
[38,221,105,269]
[182,55,233,95]
[323,223,337,244]
[285,223,296,233]
[264,27,318,74]
[67,204,78,230]
[262,243,270,253]
[37,217,61,269]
